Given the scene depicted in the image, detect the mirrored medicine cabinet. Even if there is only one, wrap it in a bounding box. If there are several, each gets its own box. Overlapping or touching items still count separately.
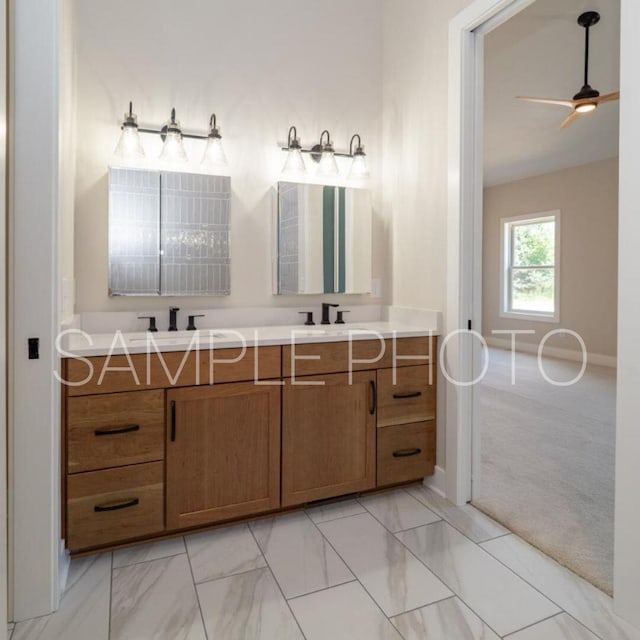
[108,167,231,297]
[275,182,372,295]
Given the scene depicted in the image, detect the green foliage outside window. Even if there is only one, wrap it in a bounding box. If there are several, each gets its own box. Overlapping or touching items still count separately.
[510,220,555,312]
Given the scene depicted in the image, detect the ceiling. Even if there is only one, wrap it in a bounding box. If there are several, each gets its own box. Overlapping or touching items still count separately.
[484,0,620,187]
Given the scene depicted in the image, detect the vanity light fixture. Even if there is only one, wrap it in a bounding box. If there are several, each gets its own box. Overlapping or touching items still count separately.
[280,127,370,181]
[114,102,146,162]
[348,134,370,180]
[159,108,188,164]
[115,102,230,170]
[314,130,340,177]
[281,126,307,177]
[201,114,228,171]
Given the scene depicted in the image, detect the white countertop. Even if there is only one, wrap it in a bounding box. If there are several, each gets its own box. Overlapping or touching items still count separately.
[61,321,440,358]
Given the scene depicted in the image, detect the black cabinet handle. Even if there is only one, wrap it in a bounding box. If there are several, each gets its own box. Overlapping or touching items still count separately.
[170,400,177,442]
[94,424,140,437]
[393,448,422,458]
[393,391,423,400]
[94,498,139,513]
[370,380,377,415]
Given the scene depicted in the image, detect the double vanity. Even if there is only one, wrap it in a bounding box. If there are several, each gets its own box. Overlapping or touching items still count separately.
[61,322,439,553]
[56,157,440,555]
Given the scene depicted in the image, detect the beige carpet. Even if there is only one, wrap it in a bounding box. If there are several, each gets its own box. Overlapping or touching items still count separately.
[472,348,616,595]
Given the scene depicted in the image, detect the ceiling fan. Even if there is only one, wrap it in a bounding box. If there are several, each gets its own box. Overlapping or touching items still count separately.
[516,11,619,129]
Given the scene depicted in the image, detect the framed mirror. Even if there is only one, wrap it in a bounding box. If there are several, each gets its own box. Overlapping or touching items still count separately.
[276,182,372,295]
[108,167,231,296]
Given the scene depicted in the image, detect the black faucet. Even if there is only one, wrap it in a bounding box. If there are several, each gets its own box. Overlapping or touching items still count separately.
[321,303,339,325]
[187,314,205,331]
[168,307,180,332]
[138,316,158,332]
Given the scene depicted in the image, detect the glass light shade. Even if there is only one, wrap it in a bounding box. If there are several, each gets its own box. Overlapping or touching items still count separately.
[114,125,145,162]
[317,150,339,177]
[349,153,370,180]
[159,130,188,164]
[576,102,597,113]
[201,136,228,171]
[282,148,306,177]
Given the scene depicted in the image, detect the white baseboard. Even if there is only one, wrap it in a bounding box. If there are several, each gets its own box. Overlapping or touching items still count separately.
[58,541,70,597]
[485,337,617,368]
[423,465,446,497]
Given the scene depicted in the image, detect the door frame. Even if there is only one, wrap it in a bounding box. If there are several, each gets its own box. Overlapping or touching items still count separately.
[0,0,8,634]
[445,0,536,506]
[447,0,640,626]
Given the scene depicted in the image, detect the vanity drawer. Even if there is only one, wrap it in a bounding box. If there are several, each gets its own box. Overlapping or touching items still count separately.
[377,365,436,427]
[377,421,435,487]
[66,462,164,551]
[282,337,435,377]
[67,390,165,473]
[64,346,282,396]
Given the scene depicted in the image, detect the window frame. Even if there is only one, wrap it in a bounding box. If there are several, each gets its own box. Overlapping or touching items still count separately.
[500,210,561,323]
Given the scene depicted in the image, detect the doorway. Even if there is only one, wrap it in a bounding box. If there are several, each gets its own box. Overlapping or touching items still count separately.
[471,0,620,595]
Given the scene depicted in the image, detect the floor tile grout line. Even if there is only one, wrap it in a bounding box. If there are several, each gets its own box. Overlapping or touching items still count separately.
[392,524,550,640]
[476,531,513,543]
[108,552,113,640]
[355,490,442,535]
[305,504,367,525]
[478,539,608,640]
[387,593,457,622]
[501,611,574,639]
[184,534,211,640]
[407,487,512,548]
[306,508,447,625]
[249,513,356,599]
[247,522,309,640]
[306,512,403,622]
[192,563,270,588]
[112,548,186,571]
[285,579,360,603]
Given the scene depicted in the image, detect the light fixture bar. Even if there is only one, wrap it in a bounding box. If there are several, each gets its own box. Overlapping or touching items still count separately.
[279,145,353,159]
[139,127,209,141]
[280,128,367,159]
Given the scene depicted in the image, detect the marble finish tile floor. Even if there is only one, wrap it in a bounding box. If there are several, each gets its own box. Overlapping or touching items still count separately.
[9,487,636,640]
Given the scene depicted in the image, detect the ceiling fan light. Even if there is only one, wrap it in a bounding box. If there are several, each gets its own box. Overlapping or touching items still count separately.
[576,102,597,114]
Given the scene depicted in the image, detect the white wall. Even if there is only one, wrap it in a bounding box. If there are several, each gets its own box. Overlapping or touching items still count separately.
[73,0,387,314]
[383,0,473,466]
[483,158,619,359]
[614,0,640,625]
[59,0,77,324]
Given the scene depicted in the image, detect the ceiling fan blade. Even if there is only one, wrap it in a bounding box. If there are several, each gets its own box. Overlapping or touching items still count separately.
[561,111,581,129]
[596,91,620,104]
[516,96,574,108]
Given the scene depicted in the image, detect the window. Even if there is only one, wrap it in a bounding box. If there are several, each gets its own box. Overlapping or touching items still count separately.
[501,212,560,322]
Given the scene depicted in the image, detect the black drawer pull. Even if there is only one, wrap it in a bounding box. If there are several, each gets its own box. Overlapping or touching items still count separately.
[393,391,423,400]
[94,498,140,513]
[393,448,422,458]
[370,380,377,415]
[170,400,177,442]
[94,424,140,437]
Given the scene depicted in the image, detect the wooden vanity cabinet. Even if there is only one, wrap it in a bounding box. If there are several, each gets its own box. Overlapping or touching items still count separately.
[62,336,437,553]
[282,371,377,507]
[165,382,281,530]
[376,363,437,487]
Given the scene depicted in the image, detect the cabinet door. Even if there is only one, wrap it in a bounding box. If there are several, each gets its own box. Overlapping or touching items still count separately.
[282,371,376,507]
[166,382,281,530]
